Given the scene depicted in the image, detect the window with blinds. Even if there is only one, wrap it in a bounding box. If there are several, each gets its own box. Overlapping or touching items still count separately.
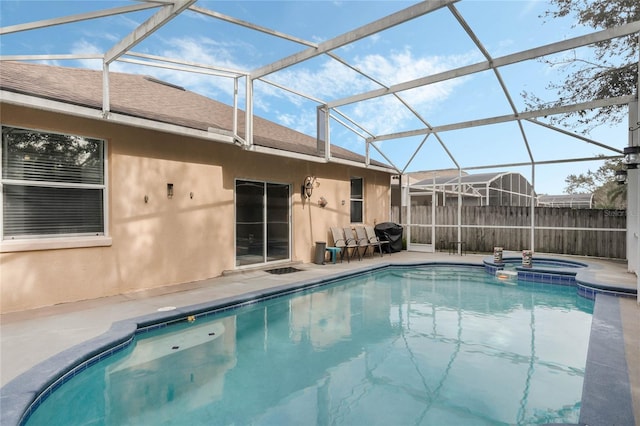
[1,126,105,239]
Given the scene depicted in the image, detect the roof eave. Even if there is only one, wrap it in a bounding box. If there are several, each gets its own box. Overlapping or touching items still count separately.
[1,89,244,146]
[247,144,395,173]
[1,90,394,173]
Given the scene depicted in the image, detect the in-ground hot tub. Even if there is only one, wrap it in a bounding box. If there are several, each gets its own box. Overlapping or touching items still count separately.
[483,254,635,300]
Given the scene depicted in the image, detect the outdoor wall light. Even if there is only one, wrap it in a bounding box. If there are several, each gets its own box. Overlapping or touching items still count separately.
[302,176,316,199]
[623,146,640,169]
[167,183,174,198]
[615,169,628,185]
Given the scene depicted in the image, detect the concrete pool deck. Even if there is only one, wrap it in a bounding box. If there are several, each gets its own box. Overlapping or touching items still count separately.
[1,251,638,424]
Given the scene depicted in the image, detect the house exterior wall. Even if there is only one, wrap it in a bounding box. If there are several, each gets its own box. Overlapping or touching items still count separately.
[0,104,391,313]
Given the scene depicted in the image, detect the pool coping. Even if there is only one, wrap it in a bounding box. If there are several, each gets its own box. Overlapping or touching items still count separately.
[0,259,635,426]
[579,294,635,425]
[483,255,637,299]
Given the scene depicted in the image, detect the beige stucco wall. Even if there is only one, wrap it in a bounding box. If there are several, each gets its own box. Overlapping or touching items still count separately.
[0,104,392,313]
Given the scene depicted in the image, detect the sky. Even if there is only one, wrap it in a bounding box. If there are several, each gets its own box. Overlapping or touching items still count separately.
[0,0,632,195]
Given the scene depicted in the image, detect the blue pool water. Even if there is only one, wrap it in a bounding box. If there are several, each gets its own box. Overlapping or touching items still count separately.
[25,266,594,425]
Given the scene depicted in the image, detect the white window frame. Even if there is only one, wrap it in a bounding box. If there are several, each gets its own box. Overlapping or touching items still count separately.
[350,176,364,224]
[0,125,111,252]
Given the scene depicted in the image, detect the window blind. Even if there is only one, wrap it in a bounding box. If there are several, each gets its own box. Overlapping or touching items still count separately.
[3,185,104,237]
[1,126,105,239]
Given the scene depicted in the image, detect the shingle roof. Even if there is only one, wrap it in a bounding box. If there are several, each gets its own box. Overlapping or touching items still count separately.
[400,169,464,186]
[0,61,390,168]
[413,171,510,187]
[537,194,593,205]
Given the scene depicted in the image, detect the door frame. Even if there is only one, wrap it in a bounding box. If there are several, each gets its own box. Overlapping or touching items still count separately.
[234,178,292,268]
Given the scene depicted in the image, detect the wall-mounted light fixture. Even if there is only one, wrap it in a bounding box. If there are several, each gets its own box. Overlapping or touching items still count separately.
[616,145,640,185]
[302,176,316,199]
[615,169,628,185]
[623,146,640,169]
[167,183,174,199]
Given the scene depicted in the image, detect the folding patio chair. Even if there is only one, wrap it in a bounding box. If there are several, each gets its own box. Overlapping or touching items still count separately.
[330,227,359,262]
[365,225,390,256]
[342,226,367,260]
[355,226,377,258]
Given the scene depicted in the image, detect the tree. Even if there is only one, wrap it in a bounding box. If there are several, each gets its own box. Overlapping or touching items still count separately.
[2,127,103,184]
[564,158,626,209]
[522,0,639,133]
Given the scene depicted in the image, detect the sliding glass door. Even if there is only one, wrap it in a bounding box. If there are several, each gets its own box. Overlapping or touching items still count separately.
[236,180,290,267]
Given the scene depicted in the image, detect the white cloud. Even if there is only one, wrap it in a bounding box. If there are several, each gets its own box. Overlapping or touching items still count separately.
[159,37,250,72]
[65,34,475,139]
[276,112,316,135]
[257,47,476,135]
[135,36,251,99]
[70,40,106,70]
[518,0,540,19]
[267,59,375,101]
[71,39,101,55]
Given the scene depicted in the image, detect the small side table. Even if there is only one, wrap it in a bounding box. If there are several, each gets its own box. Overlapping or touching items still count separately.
[326,247,341,264]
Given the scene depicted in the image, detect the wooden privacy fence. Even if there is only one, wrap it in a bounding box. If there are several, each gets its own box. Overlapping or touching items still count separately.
[392,205,626,259]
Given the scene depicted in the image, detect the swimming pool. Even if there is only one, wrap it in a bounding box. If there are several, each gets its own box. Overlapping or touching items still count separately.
[22,265,594,425]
